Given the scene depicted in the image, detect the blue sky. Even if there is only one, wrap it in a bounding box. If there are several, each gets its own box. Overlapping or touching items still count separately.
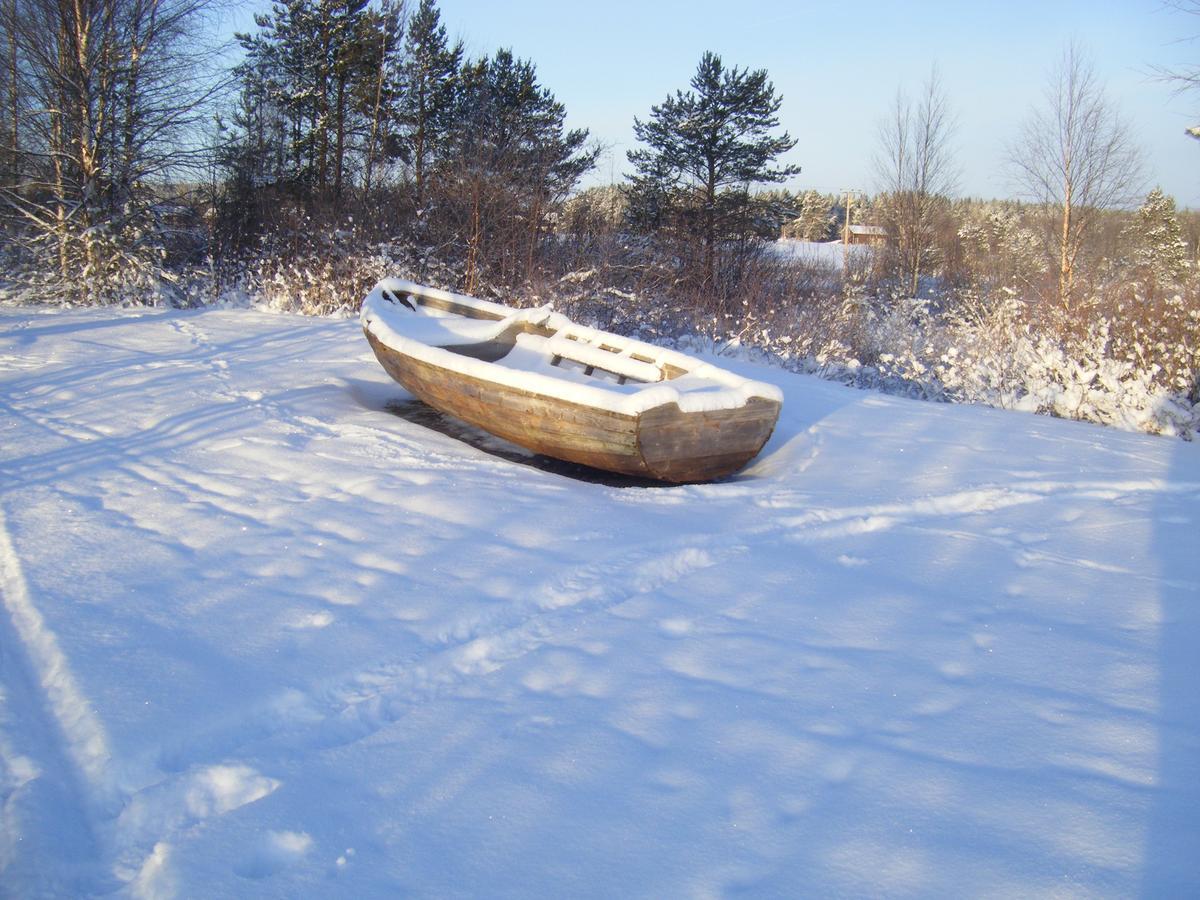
[223,0,1200,206]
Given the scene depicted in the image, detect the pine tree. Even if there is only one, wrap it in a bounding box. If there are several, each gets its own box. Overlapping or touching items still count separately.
[356,0,405,195]
[399,0,462,214]
[233,0,377,203]
[326,0,374,203]
[957,204,1045,298]
[435,48,596,291]
[797,189,833,241]
[235,2,318,188]
[627,51,799,300]
[1126,188,1190,287]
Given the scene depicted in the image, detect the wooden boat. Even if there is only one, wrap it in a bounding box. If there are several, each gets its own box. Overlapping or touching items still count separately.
[360,279,782,483]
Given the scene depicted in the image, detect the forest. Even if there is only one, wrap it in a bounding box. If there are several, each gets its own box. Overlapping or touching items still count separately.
[1,0,1198,436]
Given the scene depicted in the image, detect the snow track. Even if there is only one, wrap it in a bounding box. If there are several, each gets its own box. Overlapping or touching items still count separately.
[0,505,116,896]
[1,305,1197,897]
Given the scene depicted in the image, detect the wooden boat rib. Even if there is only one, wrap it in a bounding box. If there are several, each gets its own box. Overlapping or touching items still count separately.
[361,278,782,482]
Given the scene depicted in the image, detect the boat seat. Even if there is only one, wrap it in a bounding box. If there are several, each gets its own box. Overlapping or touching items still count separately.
[543,334,663,383]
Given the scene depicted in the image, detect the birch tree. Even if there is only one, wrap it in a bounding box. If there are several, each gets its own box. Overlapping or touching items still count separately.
[1153,1,1200,142]
[1008,44,1142,308]
[3,0,224,300]
[874,67,958,297]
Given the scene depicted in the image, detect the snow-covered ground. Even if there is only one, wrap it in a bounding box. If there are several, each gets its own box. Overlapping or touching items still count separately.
[770,238,872,268]
[1,305,1197,898]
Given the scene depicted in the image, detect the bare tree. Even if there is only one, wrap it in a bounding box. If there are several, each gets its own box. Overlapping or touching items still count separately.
[1008,44,1143,308]
[874,67,958,298]
[2,0,16,186]
[2,0,226,301]
[1152,1,1200,141]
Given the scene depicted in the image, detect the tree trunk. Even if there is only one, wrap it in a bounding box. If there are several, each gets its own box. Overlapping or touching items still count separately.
[52,90,67,279]
[414,72,427,214]
[317,26,332,194]
[909,197,922,296]
[363,25,388,196]
[526,177,544,284]
[1059,181,1073,309]
[465,180,481,294]
[121,0,154,204]
[7,0,17,184]
[703,162,716,302]
[71,0,100,279]
[334,73,346,205]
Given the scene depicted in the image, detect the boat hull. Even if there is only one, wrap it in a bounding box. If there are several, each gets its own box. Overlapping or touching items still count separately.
[364,330,780,483]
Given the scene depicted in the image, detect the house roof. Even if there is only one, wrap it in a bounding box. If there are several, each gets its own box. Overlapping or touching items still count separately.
[847,224,887,236]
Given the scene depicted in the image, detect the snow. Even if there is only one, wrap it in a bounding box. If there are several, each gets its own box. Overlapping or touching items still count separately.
[771,238,873,268]
[361,278,558,347]
[362,281,783,415]
[1,304,1199,897]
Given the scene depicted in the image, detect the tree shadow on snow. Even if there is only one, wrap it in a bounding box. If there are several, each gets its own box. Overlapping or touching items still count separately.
[1142,436,1200,893]
[0,309,179,345]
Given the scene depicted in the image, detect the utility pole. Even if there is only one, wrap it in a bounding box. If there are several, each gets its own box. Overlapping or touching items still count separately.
[840,189,862,268]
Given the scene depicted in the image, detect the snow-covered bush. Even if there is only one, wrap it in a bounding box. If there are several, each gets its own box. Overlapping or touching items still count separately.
[3,205,194,308]
[214,227,434,316]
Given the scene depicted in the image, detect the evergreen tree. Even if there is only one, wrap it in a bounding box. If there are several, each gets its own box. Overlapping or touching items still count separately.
[235,3,316,188]
[399,0,462,213]
[326,0,374,201]
[797,189,833,241]
[628,51,799,300]
[221,51,288,187]
[356,0,405,194]
[957,204,1045,299]
[1126,188,1190,287]
[216,48,292,250]
[436,48,596,290]
[233,0,378,203]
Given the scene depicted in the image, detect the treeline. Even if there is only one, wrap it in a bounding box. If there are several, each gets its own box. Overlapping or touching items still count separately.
[1,0,1195,312]
[0,0,598,303]
[218,0,595,295]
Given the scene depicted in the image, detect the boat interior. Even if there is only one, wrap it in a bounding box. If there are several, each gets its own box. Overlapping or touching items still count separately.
[381,286,688,386]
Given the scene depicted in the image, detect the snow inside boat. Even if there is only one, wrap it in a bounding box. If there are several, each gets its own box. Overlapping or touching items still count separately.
[360,278,782,482]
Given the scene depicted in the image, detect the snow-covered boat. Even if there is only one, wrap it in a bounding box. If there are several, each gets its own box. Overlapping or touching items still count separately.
[360,279,782,482]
